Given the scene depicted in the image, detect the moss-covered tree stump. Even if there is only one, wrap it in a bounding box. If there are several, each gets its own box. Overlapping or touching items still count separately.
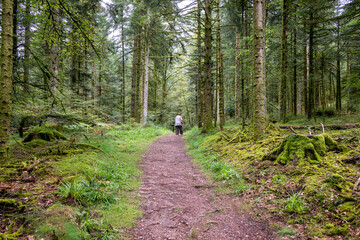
[263,134,347,165]
[23,126,67,143]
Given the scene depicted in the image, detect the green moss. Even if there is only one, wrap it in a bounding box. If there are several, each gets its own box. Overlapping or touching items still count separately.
[263,134,348,166]
[323,223,349,236]
[23,126,68,143]
[338,202,359,221]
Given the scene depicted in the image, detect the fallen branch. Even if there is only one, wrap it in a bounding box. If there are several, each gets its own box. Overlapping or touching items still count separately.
[289,127,298,134]
[24,157,47,172]
[342,155,360,164]
[279,123,360,130]
[352,177,360,197]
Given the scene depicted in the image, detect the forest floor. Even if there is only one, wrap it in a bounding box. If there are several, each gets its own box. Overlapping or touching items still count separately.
[131,134,274,240]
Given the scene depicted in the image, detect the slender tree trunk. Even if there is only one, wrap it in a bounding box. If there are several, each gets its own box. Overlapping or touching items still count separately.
[303,27,309,115]
[202,0,213,133]
[160,57,168,123]
[131,34,138,119]
[91,60,95,106]
[97,63,102,105]
[216,0,225,131]
[336,20,341,112]
[196,0,202,128]
[23,0,31,91]
[245,10,250,119]
[136,28,143,123]
[280,0,288,122]
[307,11,314,119]
[12,0,18,78]
[121,7,126,123]
[0,0,14,158]
[142,9,150,125]
[253,0,267,139]
[235,32,241,120]
[293,18,298,115]
[321,52,325,109]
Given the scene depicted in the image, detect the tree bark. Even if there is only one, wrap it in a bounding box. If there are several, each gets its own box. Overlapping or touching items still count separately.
[202,0,213,133]
[280,0,288,123]
[142,9,150,125]
[121,6,126,123]
[307,11,314,119]
[0,0,14,158]
[196,0,203,128]
[131,33,138,119]
[253,0,267,139]
[336,20,341,112]
[216,0,225,131]
[235,32,241,120]
[23,0,31,91]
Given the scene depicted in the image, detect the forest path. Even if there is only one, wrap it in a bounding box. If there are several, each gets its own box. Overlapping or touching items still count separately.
[131,134,274,240]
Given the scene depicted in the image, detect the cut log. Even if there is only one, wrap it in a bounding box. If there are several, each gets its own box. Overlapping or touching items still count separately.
[279,123,359,130]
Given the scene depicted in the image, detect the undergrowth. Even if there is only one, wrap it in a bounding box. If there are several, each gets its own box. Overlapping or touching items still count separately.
[184,125,360,239]
[14,124,171,239]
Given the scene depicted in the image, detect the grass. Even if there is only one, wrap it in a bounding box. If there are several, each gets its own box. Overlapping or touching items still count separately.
[33,124,171,239]
[184,127,249,190]
[283,192,307,214]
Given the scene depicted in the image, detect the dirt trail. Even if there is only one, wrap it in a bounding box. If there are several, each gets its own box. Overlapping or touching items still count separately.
[132,134,274,240]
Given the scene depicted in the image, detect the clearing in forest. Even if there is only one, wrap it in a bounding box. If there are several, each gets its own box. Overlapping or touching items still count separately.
[132,134,273,240]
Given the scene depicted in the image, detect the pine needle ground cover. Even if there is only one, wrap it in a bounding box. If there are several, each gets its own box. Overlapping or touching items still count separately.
[185,125,360,239]
[0,124,170,239]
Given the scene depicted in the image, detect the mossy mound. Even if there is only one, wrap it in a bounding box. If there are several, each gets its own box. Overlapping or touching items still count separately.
[263,134,348,165]
[23,126,67,143]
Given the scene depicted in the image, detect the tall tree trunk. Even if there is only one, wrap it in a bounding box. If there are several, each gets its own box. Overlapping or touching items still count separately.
[253,0,267,139]
[280,0,288,122]
[23,0,31,91]
[121,6,126,123]
[202,0,213,133]
[293,18,298,115]
[0,0,14,158]
[131,34,138,119]
[336,20,341,112]
[321,52,325,109]
[12,0,18,78]
[136,28,143,123]
[235,32,241,120]
[160,58,168,123]
[217,0,225,131]
[307,11,314,119]
[245,9,250,119]
[240,8,246,128]
[142,9,150,125]
[196,0,203,128]
[303,26,309,115]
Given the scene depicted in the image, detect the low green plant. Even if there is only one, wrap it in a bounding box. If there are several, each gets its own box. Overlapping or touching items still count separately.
[283,192,307,214]
[278,226,296,236]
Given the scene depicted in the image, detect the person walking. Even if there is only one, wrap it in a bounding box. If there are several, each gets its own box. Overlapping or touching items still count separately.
[174,113,183,135]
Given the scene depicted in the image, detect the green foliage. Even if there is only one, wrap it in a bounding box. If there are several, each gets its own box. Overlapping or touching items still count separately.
[277,226,296,236]
[283,192,307,214]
